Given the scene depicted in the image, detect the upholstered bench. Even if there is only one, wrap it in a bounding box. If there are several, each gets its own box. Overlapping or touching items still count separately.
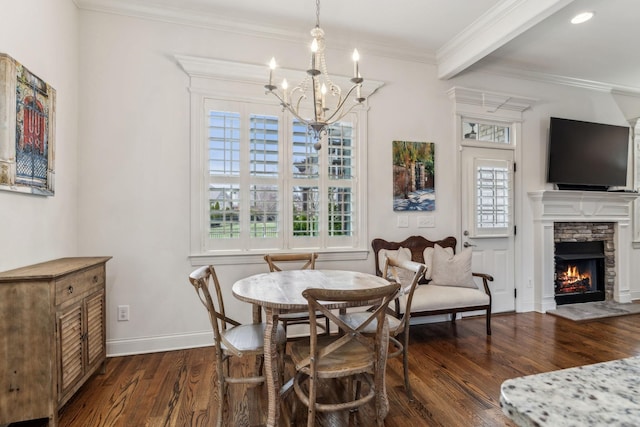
[372,235,493,335]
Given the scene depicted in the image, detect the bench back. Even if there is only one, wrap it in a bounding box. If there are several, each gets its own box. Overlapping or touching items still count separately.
[371,235,456,277]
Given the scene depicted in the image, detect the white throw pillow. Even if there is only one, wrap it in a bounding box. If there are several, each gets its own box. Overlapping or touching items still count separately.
[423,246,453,280]
[378,247,412,280]
[430,244,477,288]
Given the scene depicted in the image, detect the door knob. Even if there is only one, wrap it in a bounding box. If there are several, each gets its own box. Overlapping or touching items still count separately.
[463,242,476,248]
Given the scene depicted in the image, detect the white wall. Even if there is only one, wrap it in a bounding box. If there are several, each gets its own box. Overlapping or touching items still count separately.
[4,4,636,355]
[75,10,473,355]
[0,0,79,270]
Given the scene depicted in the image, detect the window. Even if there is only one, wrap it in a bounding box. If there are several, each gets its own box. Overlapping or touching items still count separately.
[177,56,378,263]
[476,160,511,231]
[463,120,511,144]
[200,98,363,256]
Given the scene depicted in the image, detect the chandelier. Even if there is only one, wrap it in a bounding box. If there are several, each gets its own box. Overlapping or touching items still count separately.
[264,0,365,149]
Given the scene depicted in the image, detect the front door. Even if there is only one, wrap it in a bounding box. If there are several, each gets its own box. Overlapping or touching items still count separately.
[460,145,516,313]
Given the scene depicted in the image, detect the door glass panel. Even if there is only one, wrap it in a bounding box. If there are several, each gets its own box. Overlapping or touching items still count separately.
[475,158,511,236]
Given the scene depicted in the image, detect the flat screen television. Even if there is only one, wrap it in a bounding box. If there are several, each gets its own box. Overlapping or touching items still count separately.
[547,117,630,191]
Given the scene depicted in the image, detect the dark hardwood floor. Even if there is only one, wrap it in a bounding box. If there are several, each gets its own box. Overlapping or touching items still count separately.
[14,312,640,426]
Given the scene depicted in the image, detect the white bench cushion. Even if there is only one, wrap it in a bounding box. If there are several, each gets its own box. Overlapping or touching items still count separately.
[398,284,490,314]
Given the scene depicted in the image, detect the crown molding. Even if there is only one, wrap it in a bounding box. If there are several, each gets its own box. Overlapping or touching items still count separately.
[475,63,640,97]
[75,0,435,65]
[76,0,297,38]
[611,88,640,99]
[76,0,640,97]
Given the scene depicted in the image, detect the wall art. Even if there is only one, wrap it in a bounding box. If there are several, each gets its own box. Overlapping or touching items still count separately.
[392,140,434,211]
[0,53,56,196]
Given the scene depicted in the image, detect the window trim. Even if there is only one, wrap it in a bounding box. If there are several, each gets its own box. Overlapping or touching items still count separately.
[631,118,640,246]
[177,55,381,264]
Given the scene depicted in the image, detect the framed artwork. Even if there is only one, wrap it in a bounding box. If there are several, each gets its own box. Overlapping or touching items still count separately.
[392,140,434,211]
[0,53,56,196]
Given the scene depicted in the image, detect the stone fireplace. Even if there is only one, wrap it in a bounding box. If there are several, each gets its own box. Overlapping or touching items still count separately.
[529,190,637,312]
[554,224,612,304]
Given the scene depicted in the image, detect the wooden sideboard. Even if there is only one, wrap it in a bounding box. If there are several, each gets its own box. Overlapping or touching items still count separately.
[0,257,111,426]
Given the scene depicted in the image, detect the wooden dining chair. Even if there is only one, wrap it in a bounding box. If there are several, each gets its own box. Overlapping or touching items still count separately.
[340,258,426,400]
[188,265,286,427]
[263,252,329,337]
[264,252,318,271]
[289,283,400,427]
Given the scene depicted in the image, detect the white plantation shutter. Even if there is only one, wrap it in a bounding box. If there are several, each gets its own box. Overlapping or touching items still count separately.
[200,99,363,254]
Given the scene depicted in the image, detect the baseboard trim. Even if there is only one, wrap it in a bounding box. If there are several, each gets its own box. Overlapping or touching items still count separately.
[107,331,213,357]
[106,307,556,357]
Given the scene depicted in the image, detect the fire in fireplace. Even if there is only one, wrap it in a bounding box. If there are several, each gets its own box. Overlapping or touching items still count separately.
[556,263,594,293]
[554,241,605,305]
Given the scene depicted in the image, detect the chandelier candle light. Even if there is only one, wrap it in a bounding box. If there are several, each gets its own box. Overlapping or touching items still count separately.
[265,0,365,149]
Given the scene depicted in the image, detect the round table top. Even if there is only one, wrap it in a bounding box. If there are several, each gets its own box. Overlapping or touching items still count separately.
[232,269,390,310]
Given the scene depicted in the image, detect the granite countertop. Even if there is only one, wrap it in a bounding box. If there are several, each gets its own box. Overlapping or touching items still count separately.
[500,356,640,426]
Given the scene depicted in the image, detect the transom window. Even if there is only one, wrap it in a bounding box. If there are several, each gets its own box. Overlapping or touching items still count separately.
[463,120,511,144]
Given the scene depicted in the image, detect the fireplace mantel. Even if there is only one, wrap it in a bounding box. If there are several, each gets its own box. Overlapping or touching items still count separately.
[529,190,637,221]
[528,190,638,312]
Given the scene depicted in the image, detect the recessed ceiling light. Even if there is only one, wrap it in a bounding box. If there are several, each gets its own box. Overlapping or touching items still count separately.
[571,11,594,24]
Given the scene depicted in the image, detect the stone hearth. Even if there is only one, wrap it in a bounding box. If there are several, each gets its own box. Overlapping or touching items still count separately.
[529,190,638,312]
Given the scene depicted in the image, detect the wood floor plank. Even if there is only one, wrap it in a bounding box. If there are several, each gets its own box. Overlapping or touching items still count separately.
[11,312,640,426]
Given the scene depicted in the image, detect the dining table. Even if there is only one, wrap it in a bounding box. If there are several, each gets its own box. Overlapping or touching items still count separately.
[232,269,391,427]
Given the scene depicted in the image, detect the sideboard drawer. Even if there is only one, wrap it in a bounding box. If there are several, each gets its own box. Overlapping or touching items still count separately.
[55,265,104,306]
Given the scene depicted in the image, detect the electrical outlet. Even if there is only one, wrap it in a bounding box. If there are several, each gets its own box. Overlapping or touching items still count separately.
[417,216,435,228]
[397,215,409,228]
[117,305,130,321]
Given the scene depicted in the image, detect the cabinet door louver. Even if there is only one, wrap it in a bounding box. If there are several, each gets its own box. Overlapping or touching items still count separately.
[59,306,84,395]
[86,291,105,366]
[0,257,110,426]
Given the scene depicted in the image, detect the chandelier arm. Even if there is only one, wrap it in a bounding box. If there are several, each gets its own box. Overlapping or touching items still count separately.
[295,95,305,113]
[290,86,306,106]
[287,106,314,127]
[265,89,287,106]
[323,84,362,123]
[326,101,362,124]
[266,89,315,126]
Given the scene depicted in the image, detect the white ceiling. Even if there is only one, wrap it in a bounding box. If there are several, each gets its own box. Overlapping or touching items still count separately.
[77,0,640,93]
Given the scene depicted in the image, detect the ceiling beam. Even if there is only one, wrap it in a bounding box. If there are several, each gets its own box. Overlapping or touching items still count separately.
[436,0,574,80]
